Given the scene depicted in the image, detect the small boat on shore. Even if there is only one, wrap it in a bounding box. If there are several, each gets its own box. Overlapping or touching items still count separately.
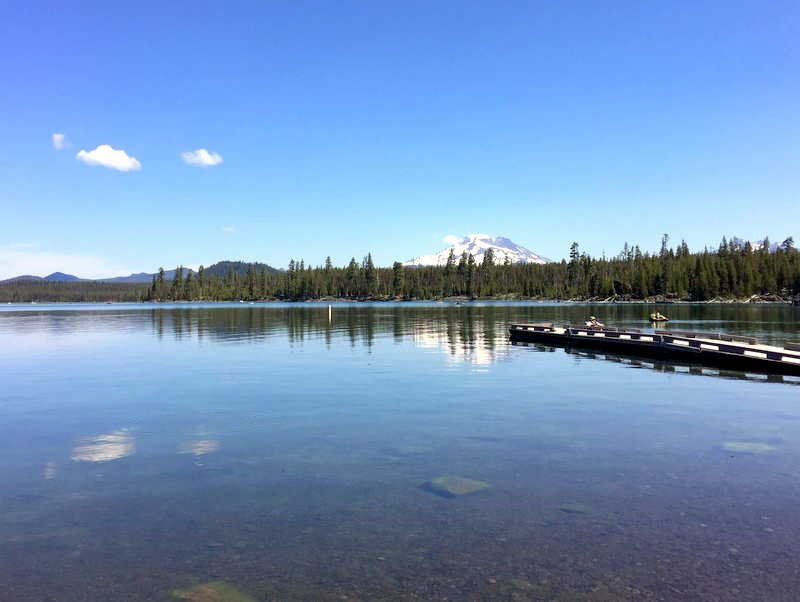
[509,322,800,376]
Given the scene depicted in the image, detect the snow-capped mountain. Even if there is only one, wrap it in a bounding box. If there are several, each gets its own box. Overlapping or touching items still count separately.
[403,234,551,267]
[730,237,788,253]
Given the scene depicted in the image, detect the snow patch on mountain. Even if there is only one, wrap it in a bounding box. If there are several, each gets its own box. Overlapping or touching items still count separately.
[730,237,790,253]
[403,234,551,267]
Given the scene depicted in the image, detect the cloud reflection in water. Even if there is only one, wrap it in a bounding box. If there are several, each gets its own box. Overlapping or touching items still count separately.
[71,429,135,462]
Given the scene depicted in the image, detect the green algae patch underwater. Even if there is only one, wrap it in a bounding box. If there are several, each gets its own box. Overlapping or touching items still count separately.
[422,475,491,498]
[171,580,256,602]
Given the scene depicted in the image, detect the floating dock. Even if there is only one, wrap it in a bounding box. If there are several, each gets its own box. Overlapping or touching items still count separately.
[509,323,800,376]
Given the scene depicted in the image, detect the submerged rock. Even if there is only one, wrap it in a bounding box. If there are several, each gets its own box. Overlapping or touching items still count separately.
[422,475,490,497]
[557,503,590,515]
[171,581,256,602]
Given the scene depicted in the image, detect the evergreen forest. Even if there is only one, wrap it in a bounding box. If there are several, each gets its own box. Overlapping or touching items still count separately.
[2,236,798,304]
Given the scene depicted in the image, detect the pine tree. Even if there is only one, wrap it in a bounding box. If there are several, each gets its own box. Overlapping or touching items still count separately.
[185,270,196,300]
[392,262,405,298]
[156,267,167,300]
[466,254,476,297]
[197,265,205,299]
[363,253,376,297]
[247,263,258,299]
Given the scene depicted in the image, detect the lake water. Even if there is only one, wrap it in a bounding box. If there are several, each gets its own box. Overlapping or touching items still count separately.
[1,302,800,601]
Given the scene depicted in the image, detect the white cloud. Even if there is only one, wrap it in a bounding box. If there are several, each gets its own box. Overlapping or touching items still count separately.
[222,226,236,233]
[52,133,68,149]
[181,149,223,167]
[76,145,141,171]
[443,235,460,244]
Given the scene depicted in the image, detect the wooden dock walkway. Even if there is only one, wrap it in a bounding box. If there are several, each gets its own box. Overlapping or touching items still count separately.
[509,323,800,376]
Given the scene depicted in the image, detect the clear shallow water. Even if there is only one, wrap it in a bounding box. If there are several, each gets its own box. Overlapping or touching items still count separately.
[1,302,800,601]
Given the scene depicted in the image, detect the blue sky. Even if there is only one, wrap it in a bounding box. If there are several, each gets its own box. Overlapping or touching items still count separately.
[1,0,797,279]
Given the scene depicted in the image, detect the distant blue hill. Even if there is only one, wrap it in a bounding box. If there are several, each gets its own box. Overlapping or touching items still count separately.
[99,272,167,283]
[3,274,43,282]
[43,272,86,282]
[2,272,87,282]
[2,261,281,284]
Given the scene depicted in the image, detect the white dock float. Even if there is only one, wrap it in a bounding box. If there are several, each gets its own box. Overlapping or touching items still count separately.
[509,323,800,376]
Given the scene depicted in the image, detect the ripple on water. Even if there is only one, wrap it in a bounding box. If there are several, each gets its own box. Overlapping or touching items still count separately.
[129,409,265,436]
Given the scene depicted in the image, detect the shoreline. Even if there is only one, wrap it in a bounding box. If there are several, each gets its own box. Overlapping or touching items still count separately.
[4,296,799,306]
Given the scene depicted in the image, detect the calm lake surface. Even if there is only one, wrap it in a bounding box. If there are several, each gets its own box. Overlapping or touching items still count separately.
[2,302,800,601]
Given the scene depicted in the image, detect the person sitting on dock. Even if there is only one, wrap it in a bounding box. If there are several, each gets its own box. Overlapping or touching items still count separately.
[585,316,603,327]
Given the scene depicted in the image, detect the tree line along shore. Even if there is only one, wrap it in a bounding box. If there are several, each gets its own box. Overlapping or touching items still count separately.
[2,236,799,305]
